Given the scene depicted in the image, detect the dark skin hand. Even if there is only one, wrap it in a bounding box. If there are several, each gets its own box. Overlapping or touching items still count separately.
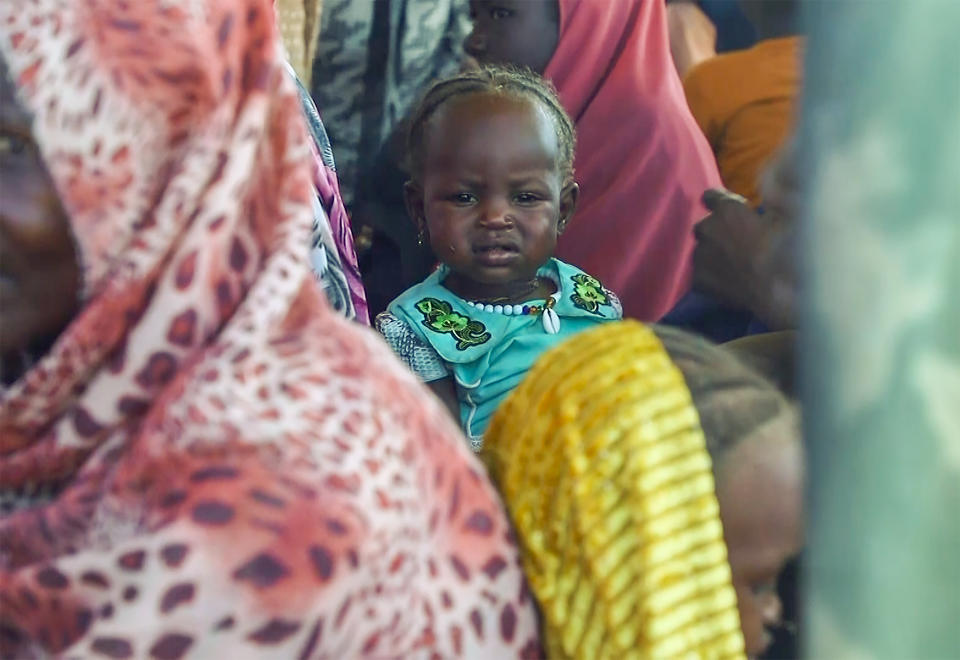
[692,189,768,311]
[692,189,797,330]
[0,57,80,385]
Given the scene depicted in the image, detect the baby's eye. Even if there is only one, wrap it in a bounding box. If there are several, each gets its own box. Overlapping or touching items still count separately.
[450,192,476,205]
[514,192,540,204]
[490,7,513,20]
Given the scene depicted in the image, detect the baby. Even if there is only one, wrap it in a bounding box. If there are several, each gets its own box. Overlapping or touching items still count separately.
[377,66,621,449]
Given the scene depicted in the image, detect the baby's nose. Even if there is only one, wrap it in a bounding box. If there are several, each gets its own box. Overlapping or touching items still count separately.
[478,202,513,228]
[464,29,486,59]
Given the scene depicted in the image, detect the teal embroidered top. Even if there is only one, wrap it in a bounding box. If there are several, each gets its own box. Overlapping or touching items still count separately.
[377,259,622,449]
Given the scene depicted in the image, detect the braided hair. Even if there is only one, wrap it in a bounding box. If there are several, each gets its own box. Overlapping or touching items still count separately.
[651,324,799,468]
[406,64,576,186]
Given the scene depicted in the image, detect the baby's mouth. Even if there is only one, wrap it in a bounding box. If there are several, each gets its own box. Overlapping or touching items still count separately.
[473,242,520,265]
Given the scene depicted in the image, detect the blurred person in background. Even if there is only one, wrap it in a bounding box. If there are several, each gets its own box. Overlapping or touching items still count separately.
[485,321,805,659]
[683,0,804,206]
[667,0,757,77]
[465,0,723,321]
[661,143,799,344]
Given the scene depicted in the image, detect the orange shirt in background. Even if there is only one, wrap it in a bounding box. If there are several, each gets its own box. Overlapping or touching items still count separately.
[683,36,804,206]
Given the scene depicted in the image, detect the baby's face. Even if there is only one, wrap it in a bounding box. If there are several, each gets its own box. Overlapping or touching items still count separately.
[416,93,569,299]
[716,421,804,658]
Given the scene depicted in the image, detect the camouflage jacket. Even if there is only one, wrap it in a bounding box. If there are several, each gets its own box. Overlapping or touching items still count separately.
[311,0,469,206]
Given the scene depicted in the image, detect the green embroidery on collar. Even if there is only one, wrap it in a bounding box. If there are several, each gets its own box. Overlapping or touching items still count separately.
[570,273,610,315]
[415,298,491,350]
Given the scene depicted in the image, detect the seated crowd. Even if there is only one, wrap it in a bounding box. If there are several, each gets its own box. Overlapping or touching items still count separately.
[1,0,808,657]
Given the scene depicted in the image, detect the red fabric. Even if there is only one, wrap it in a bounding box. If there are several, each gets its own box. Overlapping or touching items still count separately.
[546,0,723,320]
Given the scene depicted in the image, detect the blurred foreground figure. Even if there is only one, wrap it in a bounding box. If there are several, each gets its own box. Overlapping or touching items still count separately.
[0,1,536,656]
[802,0,960,656]
[486,322,804,659]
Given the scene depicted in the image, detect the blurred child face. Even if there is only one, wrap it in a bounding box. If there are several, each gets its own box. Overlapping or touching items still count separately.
[716,424,804,659]
[465,0,559,74]
[406,93,577,300]
[0,61,79,378]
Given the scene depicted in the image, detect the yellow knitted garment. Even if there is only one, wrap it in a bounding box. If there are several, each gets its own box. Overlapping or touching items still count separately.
[275,0,322,85]
[484,321,746,659]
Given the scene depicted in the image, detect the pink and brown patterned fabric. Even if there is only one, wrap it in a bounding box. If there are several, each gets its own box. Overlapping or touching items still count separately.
[0,0,536,656]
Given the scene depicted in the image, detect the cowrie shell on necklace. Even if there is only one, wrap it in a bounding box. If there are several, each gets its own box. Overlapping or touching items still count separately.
[542,307,561,334]
[465,274,562,333]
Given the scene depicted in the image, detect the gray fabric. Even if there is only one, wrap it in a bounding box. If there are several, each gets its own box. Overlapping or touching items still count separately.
[311,0,469,206]
[287,60,363,322]
[376,311,450,382]
[608,290,624,318]
[309,195,355,319]
[289,60,337,171]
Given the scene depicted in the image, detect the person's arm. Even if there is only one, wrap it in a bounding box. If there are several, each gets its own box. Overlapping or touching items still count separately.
[375,312,462,425]
[666,0,718,78]
[692,189,797,330]
[427,377,461,425]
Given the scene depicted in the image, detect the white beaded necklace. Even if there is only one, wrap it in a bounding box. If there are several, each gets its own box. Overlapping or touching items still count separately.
[465,276,562,334]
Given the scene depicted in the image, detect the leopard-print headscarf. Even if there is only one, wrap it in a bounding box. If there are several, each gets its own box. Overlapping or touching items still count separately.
[0,1,537,656]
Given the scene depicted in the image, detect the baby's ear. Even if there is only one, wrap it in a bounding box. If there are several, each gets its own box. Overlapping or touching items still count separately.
[403,181,426,236]
[557,181,580,234]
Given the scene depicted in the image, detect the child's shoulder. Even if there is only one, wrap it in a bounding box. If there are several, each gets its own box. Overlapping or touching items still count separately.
[551,259,623,320]
[382,272,500,361]
[550,258,612,291]
[386,268,448,312]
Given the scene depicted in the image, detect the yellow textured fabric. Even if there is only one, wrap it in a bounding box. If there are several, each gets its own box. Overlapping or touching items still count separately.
[275,0,322,85]
[484,321,746,659]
